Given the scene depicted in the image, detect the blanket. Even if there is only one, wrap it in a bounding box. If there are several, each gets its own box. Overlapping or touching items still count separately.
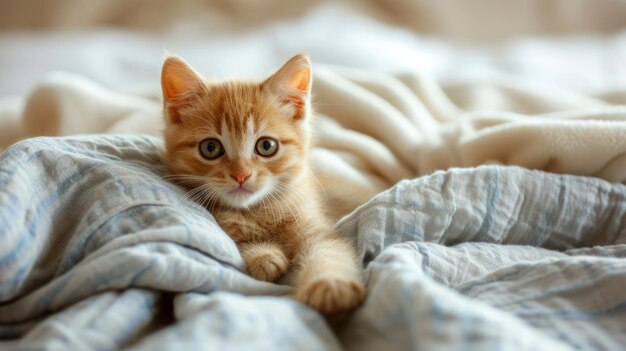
[1,136,625,350]
[2,67,626,219]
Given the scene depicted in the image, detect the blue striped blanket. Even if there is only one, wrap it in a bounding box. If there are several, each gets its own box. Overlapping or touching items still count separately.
[0,136,624,350]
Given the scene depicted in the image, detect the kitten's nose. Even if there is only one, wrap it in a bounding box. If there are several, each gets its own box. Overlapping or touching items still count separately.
[230,171,251,185]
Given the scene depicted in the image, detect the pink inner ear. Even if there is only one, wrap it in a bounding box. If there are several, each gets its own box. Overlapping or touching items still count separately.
[162,76,186,102]
[161,57,202,124]
[162,75,187,124]
[289,68,311,92]
[272,59,311,119]
[162,58,197,100]
[288,68,310,119]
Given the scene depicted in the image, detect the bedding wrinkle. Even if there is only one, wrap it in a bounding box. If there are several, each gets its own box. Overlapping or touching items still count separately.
[4,60,626,218]
[337,164,626,350]
[474,168,500,243]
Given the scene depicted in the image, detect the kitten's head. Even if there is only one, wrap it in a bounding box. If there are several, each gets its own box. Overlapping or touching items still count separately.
[161,54,313,209]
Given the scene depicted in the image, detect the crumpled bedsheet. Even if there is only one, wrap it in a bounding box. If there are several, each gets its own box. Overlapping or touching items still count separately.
[0,135,625,350]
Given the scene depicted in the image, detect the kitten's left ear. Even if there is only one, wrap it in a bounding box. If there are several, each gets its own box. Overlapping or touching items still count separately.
[264,54,312,119]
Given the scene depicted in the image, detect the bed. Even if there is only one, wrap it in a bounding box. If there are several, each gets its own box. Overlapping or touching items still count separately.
[1,1,626,350]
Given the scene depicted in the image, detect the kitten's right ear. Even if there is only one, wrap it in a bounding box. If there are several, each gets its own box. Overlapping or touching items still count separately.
[161,56,203,124]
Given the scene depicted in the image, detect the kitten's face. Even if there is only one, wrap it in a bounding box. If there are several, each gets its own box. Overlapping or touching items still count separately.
[161,54,312,209]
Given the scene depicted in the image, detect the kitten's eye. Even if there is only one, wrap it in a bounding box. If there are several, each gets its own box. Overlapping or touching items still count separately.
[255,137,278,157]
[198,138,224,160]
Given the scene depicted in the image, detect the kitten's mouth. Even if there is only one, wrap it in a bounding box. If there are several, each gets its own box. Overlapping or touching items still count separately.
[222,184,268,208]
[228,186,254,196]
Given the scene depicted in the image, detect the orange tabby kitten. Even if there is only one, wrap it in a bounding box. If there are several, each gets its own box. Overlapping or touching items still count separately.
[160,54,366,314]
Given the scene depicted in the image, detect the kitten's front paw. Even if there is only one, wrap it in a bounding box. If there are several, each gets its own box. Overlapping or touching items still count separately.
[296,277,366,314]
[244,246,289,282]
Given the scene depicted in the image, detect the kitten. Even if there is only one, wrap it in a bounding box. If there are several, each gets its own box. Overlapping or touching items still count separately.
[160,54,366,314]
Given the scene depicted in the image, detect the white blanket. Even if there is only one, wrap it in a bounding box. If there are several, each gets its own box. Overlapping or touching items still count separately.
[2,65,626,218]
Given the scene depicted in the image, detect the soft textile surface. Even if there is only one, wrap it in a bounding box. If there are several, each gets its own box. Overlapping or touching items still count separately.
[2,2,626,221]
[1,136,625,350]
[2,67,626,219]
